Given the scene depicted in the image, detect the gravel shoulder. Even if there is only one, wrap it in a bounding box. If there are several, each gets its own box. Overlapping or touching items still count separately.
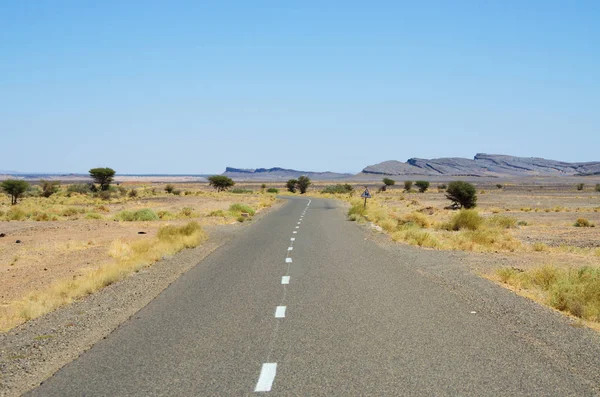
[0,201,283,397]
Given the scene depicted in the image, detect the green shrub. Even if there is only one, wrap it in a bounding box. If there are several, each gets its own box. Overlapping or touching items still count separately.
[128,189,138,198]
[237,215,247,222]
[165,184,175,194]
[85,212,103,220]
[296,176,311,194]
[595,184,600,193]
[321,184,354,194]
[403,181,413,192]
[118,186,128,196]
[445,181,477,209]
[383,178,395,186]
[576,183,585,191]
[445,209,483,231]
[97,191,111,201]
[496,184,503,189]
[62,207,84,217]
[347,201,366,220]
[438,184,447,190]
[266,188,279,193]
[89,167,115,191]
[231,188,253,194]
[286,179,298,193]
[6,208,26,221]
[67,184,92,195]
[574,217,594,227]
[208,209,227,217]
[115,208,159,221]
[1,180,30,205]
[157,210,174,220]
[229,203,256,216]
[41,180,60,198]
[415,180,430,193]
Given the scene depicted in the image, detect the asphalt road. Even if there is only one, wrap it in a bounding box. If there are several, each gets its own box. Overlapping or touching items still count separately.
[28,197,600,396]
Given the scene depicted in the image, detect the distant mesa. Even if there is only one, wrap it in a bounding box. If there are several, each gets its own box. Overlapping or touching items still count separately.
[362,154,600,177]
[222,167,352,180]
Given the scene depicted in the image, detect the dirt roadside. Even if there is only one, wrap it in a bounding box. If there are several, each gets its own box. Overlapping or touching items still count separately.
[0,201,284,397]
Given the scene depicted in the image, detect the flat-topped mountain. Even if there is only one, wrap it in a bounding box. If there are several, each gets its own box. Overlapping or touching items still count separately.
[362,154,600,177]
[222,167,352,180]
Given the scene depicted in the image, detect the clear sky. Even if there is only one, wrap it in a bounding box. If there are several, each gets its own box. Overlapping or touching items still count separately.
[1,1,599,174]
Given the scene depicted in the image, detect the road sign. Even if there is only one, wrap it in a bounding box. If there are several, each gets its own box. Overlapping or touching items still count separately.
[361,188,372,199]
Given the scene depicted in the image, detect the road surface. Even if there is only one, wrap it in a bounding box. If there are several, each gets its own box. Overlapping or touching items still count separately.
[29,197,600,396]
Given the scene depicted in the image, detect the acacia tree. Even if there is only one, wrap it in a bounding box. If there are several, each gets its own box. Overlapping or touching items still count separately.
[445,181,477,209]
[415,180,430,193]
[1,180,30,205]
[208,175,235,192]
[89,168,116,191]
[381,178,395,192]
[296,176,311,194]
[286,179,298,193]
[41,180,60,197]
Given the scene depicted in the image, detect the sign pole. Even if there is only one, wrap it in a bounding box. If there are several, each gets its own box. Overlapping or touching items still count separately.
[364,196,367,209]
[361,186,371,209]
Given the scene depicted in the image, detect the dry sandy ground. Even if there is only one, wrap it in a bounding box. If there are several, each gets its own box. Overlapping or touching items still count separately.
[0,185,277,328]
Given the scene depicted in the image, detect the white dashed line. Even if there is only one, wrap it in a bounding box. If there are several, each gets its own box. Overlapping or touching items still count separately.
[281,276,290,284]
[290,238,295,241]
[293,231,297,234]
[295,226,299,229]
[255,363,277,392]
[275,306,287,318]
[285,258,292,263]
[288,247,293,251]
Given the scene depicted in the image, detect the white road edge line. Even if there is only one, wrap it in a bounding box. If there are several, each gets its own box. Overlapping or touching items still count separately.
[285,258,292,263]
[255,363,277,392]
[281,276,290,284]
[275,306,287,318]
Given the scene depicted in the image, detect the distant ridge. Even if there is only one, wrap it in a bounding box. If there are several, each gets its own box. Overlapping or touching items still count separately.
[222,167,352,180]
[362,154,600,177]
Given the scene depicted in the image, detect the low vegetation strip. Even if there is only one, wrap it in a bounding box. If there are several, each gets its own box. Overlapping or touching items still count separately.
[0,222,206,331]
[497,265,600,322]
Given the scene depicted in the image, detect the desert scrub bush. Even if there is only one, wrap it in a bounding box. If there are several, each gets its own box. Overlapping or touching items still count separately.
[437,184,447,191]
[487,215,517,229]
[66,184,92,195]
[321,184,354,194]
[5,208,27,221]
[532,242,548,252]
[347,199,367,220]
[496,184,503,189]
[497,265,600,321]
[115,208,159,221]
[61,207,85,217]
[403,181,413,192]
[41,180,60,197]
[444,209,483,231]
[596,184,600,192]
[229,203,256,216]
[398,212,431,228]
[414,180,430,193]
[231,188,253,194]
[85,212,103,220]
[445,181,477,209]
[128,189,138,198]
[208,209,227,217]
[165,184,175,194]
[576,183,585,191]
[177,207,197,219]
[8,222,206,330]
[157,210,175,220]
[392,226,440,248]
[267,188,279,193]
[574,218,594,227]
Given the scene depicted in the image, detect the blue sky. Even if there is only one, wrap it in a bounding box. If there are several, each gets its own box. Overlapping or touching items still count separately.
[1,1,598,174]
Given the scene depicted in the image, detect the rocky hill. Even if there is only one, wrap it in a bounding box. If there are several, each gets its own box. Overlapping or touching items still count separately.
[222,167,352,180]
[362,154,600,177]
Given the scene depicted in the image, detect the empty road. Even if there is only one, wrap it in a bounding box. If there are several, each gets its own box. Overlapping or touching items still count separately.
[29,197,600,396]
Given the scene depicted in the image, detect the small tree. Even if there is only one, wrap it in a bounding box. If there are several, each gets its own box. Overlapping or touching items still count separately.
[296,176,311,194]
[576,183,585,191]
[496,184,503,189]
[286,179,298,193]
[445,181,477,209]
[415,180,430,193]
[596,184,600,192]
[89,168,116,191]
[41,180,60,198]
[165,184,175,194]
[208,175,235,192]
[1,180,30,205]
[404,180,413,192]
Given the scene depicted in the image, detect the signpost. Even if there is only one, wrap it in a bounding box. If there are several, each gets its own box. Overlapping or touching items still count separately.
[360,187,372,208]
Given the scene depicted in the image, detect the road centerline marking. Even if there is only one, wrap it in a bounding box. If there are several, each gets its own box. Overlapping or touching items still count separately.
[281,276,290,284]
[288,247,293,251]
[285,258,292,263]
[255,363,277,392]
[275,306,287,318]
[290,238,295,241]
